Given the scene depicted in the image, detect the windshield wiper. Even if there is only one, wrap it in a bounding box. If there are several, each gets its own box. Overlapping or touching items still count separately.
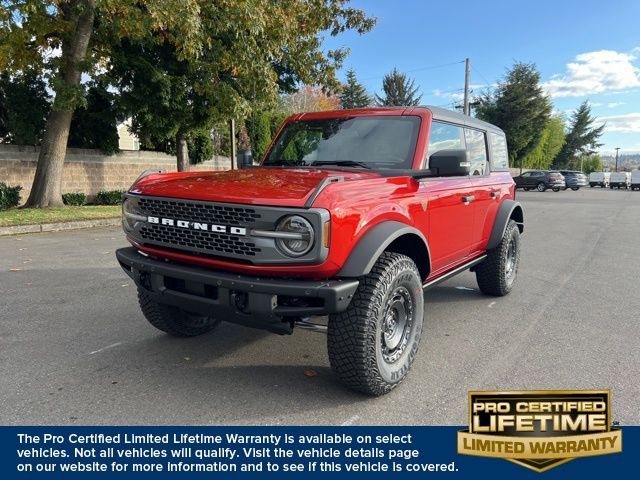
[310,160,371,169]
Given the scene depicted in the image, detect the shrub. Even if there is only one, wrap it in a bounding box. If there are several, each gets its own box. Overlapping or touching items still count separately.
[94,190,124,205]
[62,192,87,206]
[0,182,22,210]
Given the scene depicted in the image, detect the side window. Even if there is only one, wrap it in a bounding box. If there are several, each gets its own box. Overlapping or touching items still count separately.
[521,172,531,177]
[464,128,488,176]
[488,133,509,170]
[427,121,464,162]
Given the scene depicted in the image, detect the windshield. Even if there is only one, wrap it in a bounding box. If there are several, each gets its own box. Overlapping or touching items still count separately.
[263,116,420,169]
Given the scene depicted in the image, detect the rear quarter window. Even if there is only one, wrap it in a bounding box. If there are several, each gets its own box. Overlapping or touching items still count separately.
[488,132,509,170]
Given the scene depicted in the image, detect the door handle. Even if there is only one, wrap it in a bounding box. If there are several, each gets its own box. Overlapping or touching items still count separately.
[490,190,499,198]
[462,195,475,204]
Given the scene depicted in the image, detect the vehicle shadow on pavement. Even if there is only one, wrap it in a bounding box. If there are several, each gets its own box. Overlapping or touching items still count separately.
[86,322,369,423]
[424,284,484,304]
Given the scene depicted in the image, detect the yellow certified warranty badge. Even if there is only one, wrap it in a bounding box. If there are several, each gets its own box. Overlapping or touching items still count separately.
[457,390,622,472]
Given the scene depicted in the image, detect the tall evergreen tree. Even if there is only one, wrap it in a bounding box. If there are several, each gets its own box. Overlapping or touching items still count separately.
[475,62,552,168]
[375,68,422,106]
[553,101,605,168]
[339,69,371,108]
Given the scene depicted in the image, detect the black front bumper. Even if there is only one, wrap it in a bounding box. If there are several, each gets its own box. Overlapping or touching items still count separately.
[116,247,359,334]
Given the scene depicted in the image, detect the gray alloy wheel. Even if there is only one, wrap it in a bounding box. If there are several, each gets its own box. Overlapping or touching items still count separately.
[536,182,546,192]
[327,252,424,396]
[475,219,521,297]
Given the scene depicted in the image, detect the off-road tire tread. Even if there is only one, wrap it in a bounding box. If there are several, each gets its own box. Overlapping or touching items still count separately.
[327,252,423,396]
[138,289,220,337]
[475,220,520,297]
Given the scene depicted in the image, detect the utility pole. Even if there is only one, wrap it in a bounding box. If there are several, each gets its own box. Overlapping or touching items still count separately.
[463,58,471,116]
[615,147,620,172]
[229,119,236,170]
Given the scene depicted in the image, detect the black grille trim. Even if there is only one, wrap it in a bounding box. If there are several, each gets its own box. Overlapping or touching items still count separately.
[137,197,261,226]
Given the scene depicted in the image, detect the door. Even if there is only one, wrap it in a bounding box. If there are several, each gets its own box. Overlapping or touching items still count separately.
[464,128,496,253]
[423,121,475,275]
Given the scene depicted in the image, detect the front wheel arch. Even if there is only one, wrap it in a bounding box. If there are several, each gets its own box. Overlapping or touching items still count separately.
[337,222,431,281]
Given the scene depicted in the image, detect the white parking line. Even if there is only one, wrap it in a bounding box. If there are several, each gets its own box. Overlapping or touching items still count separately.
[88,342,124,355]
[488,301,496,308]
[340,415,360,426]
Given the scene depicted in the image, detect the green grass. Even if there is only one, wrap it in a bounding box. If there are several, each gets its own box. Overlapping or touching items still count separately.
[0,206,121,227]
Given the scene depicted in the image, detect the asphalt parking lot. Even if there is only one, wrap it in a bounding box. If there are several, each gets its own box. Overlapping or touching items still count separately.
[1,187,639,426]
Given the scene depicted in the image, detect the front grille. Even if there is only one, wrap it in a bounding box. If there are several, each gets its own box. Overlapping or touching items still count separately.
[126,194,328,265]
[137,197,261,226]
[139,224,261,256]
[134,197,263,258]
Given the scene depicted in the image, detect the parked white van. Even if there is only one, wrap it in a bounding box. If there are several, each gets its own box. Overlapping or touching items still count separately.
[609,172,631,189]
[631,170,640,191]
[589,172,610,188]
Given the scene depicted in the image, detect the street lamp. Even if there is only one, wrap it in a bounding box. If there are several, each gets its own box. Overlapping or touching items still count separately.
[615,147,620,172]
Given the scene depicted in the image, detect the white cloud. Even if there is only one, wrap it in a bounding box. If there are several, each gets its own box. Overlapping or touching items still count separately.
[607,102,625,108]
[544,49,640,97]
[598,113,640,133]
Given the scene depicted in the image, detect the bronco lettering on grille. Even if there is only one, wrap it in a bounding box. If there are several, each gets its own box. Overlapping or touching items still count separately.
[146,216,247,236]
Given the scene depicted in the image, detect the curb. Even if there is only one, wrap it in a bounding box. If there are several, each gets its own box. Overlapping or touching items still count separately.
[0,218,120,236]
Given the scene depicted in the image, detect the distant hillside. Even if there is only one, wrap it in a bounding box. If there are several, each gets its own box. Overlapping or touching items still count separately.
[601,154,640,170]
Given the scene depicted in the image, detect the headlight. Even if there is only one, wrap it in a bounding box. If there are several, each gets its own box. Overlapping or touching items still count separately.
[275,215,315,257]
[122,198,133,231]
[122,197,145,231]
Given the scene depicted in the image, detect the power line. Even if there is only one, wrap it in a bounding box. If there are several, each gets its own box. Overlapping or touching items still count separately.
[470,63,493,88]
[359,59,465,81]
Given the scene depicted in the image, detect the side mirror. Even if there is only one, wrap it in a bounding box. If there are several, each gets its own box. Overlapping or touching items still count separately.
[428,149,470,177]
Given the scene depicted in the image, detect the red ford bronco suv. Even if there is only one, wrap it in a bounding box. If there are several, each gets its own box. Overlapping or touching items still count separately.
[116,106,523,396]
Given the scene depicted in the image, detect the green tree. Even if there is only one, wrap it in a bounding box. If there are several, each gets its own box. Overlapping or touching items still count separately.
[375,68,422,106]
[0,72,51,145]
[553,101,605,168]
[340,69,371,108]
[520,116,566,169]
[108,2,373,171]
[581,154,603,174]
[68,81,120,154]
[1,0,206,207]
[475,62,552,168]
[246,112,274,161]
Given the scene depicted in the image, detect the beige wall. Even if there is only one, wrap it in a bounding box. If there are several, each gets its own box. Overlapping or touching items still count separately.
[0,145,231,204]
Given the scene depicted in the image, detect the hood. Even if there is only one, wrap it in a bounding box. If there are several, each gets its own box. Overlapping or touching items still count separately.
[130,167,381,207]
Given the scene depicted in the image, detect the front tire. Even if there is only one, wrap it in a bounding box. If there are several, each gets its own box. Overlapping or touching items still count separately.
[552,187,560,192]
[327,252,424,396]
[138,289,220,337]
[476,220,521,297]
[571,187,579,191]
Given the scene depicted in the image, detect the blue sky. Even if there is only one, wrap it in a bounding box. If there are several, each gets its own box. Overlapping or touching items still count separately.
[323,0,640,154]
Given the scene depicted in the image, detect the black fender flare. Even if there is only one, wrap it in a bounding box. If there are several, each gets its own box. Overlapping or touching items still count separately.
[487,199,524,250]
[336,221,430,278]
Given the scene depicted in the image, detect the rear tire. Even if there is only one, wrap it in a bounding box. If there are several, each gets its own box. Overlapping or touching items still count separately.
[138,289,220,337]
[536,182,546,192]
[571,187,579,191]
[523,187,530,191]
[476,220,521,297]
[327,252,424,396]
